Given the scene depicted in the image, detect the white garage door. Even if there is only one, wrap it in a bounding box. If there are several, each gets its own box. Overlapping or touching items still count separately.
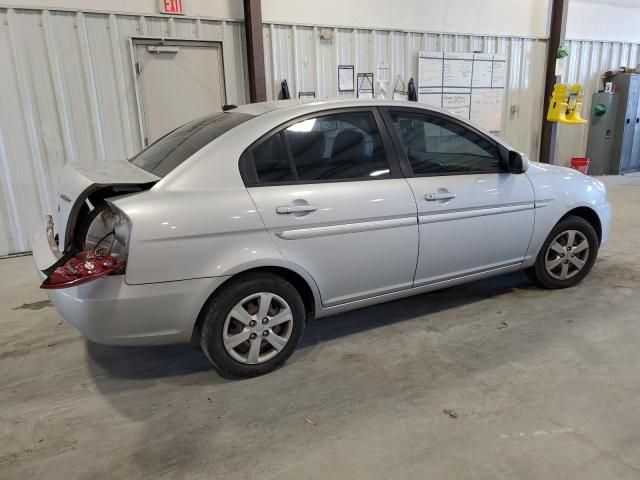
[134,40,227,145]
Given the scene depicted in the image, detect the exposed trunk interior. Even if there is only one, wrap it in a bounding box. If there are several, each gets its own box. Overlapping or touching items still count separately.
[64,183,156,252]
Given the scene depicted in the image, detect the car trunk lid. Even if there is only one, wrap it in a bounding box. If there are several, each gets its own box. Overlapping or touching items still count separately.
[55,161,159,249]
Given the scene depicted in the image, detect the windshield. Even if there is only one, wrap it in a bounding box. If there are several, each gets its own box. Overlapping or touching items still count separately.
[129,112,252,177]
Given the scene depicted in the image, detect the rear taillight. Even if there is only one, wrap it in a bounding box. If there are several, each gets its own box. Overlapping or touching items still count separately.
[41,203,130,289]
[41,248,125,289]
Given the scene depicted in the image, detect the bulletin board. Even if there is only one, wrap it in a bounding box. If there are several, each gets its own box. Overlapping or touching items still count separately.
[418,52,506,132]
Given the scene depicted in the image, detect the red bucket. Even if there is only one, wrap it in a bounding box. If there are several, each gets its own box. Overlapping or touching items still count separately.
[570,157,590,174]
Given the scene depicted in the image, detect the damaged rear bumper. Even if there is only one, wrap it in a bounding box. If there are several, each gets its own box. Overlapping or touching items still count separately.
[42,275,228,346]
[33,216,229,346]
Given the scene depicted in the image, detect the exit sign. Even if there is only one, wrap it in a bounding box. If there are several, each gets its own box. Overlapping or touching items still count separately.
[159,0,184,15]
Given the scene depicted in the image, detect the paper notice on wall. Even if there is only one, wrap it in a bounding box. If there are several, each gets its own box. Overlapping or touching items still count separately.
[376,61,390,83]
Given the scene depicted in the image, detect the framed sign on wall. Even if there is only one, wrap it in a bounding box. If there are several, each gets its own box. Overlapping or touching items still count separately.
[357,73,374,98]
[338,65,355,92]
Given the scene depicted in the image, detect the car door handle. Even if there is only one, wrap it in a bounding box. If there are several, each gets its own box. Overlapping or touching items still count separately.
[276,204,319,214]
[424,192,456,201]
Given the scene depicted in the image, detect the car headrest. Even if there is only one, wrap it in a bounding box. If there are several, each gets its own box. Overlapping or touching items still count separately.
[401,124,426,152]
[331,130,365,162]
[253,136,282,162]
[286,130,326,160]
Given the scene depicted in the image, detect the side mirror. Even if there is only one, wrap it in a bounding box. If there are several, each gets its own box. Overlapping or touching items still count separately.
[508,150,530,174]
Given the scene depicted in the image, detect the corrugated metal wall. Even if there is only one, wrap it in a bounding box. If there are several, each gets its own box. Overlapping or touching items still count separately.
[0,6,248,255]
[0,8,549,257]
[0,11,549,256]
[556,39,640,166]
[263,25,548,162]
[2,6,635,256]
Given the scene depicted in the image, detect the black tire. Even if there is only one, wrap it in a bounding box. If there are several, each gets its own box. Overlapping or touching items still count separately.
[526,215,599,289]
[199,273,305,378]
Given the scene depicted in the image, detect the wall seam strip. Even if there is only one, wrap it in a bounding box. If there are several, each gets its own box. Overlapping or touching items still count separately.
[42,9,76,165]
[0,128,24,250]
[108,13,135,157]
[76,11,106,160]
[6,8,51,216]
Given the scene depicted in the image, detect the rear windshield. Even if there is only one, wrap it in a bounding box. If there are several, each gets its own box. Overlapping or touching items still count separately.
[129,112,252,177]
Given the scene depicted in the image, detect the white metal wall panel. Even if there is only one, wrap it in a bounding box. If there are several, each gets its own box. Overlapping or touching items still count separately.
[261,24,640,170]
[5,6,636,256]
[263,24,547,162]
[0,6,248,255]
[556,40,640,167]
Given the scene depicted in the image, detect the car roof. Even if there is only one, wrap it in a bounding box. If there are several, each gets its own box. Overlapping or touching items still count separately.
[232,99,304,116]
[232,98,454,117]
[231,98,509,149]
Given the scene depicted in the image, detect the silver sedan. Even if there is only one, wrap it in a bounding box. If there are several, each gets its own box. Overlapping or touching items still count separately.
[33,99,611,377]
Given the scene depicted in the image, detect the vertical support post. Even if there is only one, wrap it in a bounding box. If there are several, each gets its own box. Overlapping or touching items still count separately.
[539,0,569,164]
[243,0,267,102]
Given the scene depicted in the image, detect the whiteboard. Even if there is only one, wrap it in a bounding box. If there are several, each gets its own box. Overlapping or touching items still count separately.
[443,52,473,87]
[491,60,506,88]
[443,93,470,119]
[418,52,444,87]
[418,51,506,132]
[472,55,493,88]
[419,93,442,108]
[471,89,502,132]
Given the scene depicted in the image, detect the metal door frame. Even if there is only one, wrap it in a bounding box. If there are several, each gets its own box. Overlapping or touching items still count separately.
[129,37,227,148]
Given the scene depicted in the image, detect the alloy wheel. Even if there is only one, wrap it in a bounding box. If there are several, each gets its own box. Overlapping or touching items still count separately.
[222,292,294,364]
[544,229,590,280]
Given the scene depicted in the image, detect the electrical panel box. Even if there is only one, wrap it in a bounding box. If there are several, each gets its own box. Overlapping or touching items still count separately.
[586,92,619,175]
[611,74,640,174]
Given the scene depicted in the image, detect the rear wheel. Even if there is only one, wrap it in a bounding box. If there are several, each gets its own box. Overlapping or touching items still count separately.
[199,273,305,377]
[526,215,599,289]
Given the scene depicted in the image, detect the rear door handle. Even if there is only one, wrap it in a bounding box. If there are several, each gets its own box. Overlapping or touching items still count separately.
[276,204,319,214]
[425,192,456,201]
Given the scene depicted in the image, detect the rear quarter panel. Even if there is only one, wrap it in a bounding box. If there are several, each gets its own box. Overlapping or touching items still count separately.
[112,188,283,285]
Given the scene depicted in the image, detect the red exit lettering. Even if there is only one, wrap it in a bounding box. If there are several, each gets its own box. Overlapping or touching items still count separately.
[161,0,184,15]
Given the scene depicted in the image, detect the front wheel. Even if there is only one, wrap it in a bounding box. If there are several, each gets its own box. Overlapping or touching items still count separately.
[526,215,599,289]
[199,273,305,377]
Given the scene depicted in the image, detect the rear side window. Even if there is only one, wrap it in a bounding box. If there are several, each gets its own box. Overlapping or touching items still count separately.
[251,133,296,183]
[247,111,391,184]
[130,112,252,177]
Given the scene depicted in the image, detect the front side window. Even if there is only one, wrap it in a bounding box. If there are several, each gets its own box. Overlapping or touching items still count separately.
[248,111,391,184]
[389,112,504,175]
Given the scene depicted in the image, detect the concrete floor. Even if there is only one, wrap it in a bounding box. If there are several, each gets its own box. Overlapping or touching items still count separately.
[1,175,640,479]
